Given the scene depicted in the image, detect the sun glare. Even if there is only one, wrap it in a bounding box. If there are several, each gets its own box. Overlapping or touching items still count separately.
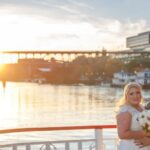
[0,54,17,64]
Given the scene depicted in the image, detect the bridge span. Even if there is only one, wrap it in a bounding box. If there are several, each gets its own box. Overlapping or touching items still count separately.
[0,50,149,63]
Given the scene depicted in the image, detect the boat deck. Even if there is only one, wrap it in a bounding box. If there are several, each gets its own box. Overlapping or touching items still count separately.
[0,125,117,150]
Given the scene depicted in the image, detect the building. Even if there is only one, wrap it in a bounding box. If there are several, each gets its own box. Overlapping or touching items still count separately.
[136,69,150,88]
[112,70,136,87]
[126,31,150,51]
[112,69,150,88]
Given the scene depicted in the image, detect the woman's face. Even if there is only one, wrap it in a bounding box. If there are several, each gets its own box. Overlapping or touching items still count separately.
[126,87,142,106]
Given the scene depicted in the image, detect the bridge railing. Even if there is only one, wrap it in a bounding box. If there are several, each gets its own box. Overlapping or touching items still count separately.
[0,125,117,150]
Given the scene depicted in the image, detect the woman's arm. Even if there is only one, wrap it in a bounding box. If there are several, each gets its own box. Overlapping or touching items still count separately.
[116,112,146,139]
[134,137,150,148]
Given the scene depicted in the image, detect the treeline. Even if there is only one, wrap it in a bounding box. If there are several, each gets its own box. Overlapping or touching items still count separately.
[0,55,150,84]
[44,55,150,84]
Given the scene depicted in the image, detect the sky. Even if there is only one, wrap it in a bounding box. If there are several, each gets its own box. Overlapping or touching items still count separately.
[0,0,150,51]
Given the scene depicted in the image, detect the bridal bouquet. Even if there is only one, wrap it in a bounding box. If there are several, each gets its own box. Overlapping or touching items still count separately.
[136,110,150,132]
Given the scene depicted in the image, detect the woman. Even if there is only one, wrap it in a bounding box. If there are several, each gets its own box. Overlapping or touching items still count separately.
[116,82,150,150]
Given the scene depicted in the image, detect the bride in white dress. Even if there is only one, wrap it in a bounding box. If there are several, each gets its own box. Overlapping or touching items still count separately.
[116,82,150,150]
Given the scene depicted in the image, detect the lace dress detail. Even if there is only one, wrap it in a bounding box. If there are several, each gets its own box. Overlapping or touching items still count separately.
[117,104,150,150]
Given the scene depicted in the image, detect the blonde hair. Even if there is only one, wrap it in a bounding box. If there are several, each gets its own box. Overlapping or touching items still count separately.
[116,82,143,110]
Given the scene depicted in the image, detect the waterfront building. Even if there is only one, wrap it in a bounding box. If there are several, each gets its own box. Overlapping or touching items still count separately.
[126,31,150,51]
[112,70,136,87]
[136,69,150,88]
[112,69,150,88]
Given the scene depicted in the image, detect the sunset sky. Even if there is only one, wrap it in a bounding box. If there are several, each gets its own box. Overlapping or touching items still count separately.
[0,0,150,51]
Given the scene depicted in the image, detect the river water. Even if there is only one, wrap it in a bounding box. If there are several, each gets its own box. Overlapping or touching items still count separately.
[0,82,149,149]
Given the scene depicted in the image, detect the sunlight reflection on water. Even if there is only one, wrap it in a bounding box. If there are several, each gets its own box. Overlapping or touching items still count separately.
[0,82,149,128]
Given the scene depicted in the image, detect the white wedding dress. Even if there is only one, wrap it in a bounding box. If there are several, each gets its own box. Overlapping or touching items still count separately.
[117,104,150,150]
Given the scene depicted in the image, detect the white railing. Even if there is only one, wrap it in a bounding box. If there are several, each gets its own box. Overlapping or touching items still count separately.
[0,125,117,150]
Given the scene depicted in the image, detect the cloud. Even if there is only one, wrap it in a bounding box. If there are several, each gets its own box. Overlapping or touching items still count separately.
[121,20,150,36]
[0,0,150,50]
[44,34,79,39]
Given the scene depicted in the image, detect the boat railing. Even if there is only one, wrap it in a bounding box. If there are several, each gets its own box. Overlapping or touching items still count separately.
[0,125,117,150]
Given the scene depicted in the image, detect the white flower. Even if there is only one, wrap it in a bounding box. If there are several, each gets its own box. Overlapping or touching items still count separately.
[136,110,150,132]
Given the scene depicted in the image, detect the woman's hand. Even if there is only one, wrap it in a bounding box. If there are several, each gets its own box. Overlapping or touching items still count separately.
[134,137,150,148]
[146,131,150,137]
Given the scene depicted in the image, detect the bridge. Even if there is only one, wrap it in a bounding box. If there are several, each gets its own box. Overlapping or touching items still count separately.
[0,50,149,85]
[0,50,149,63]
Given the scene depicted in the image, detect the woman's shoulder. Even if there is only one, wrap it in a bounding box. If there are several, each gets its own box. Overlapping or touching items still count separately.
[116,105,129,114]
[118,104,130,112]
[117,104,135,115]
[117,104,144,116]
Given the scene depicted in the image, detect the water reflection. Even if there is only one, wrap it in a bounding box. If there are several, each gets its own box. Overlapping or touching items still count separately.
[0,82,19,128]
[0,82,149,129]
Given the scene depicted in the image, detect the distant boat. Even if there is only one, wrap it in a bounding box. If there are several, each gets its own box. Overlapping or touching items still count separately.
[24,78,47,84]
[100,82,111,87]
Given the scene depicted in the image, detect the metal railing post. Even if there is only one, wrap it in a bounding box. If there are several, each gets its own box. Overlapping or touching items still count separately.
[95,129,104,150]
[13,145,17,150]
[26,144,30,150]
[78,141,82,150]
[65,142,69,150]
